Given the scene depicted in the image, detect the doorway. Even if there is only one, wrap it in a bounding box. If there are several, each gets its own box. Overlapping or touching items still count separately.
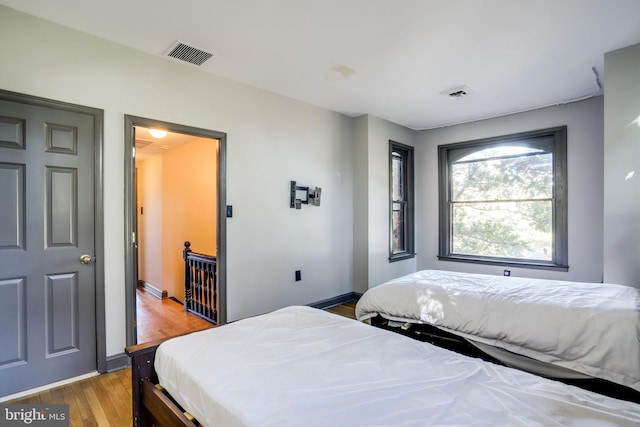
[123,116,227,347]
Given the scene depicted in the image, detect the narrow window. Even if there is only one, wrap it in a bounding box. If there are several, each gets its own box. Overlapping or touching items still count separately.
[390,141,414,261]
[438,127,567,270]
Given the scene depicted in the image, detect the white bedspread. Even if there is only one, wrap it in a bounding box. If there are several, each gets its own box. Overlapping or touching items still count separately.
[355,269,640,391]
[156,305,640,427]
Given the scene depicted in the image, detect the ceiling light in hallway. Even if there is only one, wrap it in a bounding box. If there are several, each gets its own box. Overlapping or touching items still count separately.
[149,129,168,138]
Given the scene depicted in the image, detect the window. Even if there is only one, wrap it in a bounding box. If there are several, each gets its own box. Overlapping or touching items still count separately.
[438,127,568,270]
[390,141,415,261]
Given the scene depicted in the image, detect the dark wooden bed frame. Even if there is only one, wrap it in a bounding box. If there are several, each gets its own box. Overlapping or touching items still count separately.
[126,332,206,427]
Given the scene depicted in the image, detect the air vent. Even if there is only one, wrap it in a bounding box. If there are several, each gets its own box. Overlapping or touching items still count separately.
[164,41,213,66]
[135,140,152,148]
[449,89,467,98]
[440,85,473,100]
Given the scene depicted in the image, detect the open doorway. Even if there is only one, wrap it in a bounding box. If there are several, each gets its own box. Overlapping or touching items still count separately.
[124,116,227,347]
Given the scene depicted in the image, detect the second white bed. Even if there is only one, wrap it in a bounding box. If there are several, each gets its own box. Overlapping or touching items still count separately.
[355,269,640,392]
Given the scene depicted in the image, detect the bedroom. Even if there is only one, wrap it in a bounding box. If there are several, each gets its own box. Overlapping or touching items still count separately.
[0,0,639,422]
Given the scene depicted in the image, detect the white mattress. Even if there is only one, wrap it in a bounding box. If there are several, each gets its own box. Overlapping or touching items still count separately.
[156,305,640,427]
[355,269,640,391]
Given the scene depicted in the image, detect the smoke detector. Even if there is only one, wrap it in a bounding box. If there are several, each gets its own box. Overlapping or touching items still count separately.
[163,40,214,66]
[440,85,473,100]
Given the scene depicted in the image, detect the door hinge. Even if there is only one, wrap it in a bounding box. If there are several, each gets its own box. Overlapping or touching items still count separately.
[132,232,136,244]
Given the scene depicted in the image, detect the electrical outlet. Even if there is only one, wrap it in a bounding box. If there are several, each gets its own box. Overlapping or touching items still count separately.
[503,270,511,277]
[295,270,301,281]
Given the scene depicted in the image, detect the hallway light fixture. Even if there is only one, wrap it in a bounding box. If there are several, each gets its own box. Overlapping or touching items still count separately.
[149,129,168,138]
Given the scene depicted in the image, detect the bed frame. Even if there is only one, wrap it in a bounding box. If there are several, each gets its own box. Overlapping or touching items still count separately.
[126,332,206,427]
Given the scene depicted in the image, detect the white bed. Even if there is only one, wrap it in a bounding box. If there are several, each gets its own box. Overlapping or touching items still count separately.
[154,305,640,426]
[355,269,640,393]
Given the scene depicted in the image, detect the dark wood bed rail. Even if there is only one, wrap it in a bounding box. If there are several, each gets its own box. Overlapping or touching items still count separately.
[125,338,166,427]
[183,241,217,324]
[125,326,211,427]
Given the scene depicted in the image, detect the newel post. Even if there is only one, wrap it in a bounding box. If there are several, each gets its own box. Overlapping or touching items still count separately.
[183,241,192,312]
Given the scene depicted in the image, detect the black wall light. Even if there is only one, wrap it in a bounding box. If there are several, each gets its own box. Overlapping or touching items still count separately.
[290,180,321,209]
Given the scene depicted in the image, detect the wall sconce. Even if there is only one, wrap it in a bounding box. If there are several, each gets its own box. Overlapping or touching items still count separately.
[290,180,321,209]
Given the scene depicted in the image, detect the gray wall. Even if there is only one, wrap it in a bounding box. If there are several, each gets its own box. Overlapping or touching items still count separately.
[353,116,370,294]
[353,115,417,291]
[415,97,605,283]
[604,43,640,287]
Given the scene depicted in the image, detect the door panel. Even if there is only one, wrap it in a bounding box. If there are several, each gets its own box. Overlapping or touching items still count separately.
[0,98,96,396]
[47,167,77,246]
[45,272,79,355]
[0,116,25,149]
[0,163,24,248]
[0,277,27,368]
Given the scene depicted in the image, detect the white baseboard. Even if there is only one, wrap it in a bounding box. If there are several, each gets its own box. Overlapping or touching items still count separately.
[138,280,167,299]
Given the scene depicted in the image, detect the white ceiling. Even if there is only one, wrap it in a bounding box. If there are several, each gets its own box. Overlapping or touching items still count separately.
[2,0,640,130]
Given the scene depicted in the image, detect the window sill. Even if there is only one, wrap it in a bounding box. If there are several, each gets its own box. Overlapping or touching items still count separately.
[389,253,415,263]
[437,255,568,272]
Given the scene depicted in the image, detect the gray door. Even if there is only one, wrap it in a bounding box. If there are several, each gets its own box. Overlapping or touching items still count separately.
[0,97,96,396]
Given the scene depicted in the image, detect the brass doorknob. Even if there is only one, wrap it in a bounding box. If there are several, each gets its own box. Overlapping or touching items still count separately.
[80,254,92,265]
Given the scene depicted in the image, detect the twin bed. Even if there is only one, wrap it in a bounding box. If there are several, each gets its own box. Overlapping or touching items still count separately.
[356,270,640,396]
[126,270,640,426]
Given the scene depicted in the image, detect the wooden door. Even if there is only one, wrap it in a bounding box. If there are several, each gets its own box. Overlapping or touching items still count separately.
[0,95,97,396]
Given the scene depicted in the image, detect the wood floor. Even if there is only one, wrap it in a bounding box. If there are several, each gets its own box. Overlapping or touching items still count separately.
[136,287,213,343]
[325,300,357,320]
[6,298,357,426]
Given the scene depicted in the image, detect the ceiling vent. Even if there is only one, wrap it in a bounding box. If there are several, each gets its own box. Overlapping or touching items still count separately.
[164,41,214,66]
[135,139,153,148]
[440,85,473,100]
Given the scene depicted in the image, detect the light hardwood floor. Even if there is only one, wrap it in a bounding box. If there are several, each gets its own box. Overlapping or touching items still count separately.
[325,300,357,320]
[7,365,133,426]
[136,287,213,343]
[6,299,357,426]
